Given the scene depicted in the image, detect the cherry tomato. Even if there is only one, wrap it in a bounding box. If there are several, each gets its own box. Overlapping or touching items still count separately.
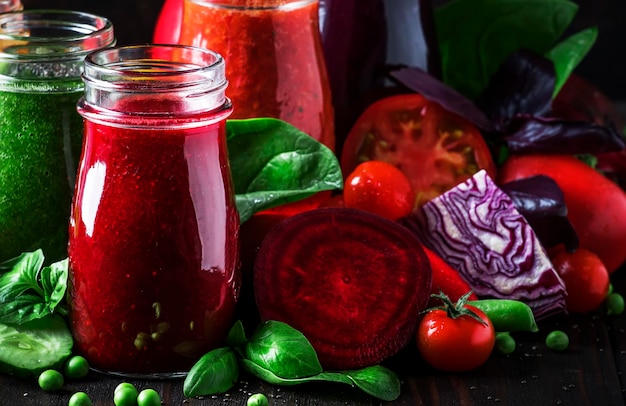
[498,154,626,273]
[417,304,495,372]
[550,247,610,314]
[153,0,183,44]
[343,160,414,220]
[340,94,496,207]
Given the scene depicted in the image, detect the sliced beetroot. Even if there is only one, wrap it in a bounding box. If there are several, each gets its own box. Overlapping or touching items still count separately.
[253,208,432,370]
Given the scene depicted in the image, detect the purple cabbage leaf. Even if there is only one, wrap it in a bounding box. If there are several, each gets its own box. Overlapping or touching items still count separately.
[401,170,567,320]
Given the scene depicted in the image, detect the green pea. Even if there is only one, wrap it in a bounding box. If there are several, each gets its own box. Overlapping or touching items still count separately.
[546,330,569,351]
[137,389,161,406]
[114,387,138,406]
[495,332,516,354]
[468,299,538,332]
[38,369,64,392]
[248,393,269,406]
[65,355,90,379]
[606,293,625,316]
[608,283,614,296]
[115,382,138,396]
[68,392,92,406]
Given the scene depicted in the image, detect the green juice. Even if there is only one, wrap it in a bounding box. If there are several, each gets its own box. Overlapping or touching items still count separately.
[0,89,84,263]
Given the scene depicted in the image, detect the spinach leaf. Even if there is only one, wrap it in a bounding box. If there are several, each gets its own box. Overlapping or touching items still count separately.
[240,359,401,401]
[435,0,578,99]
[246,320,323,379]
[183,347,239,397]
[227,118,343,223]
[546,27,598,98]
[0,250,68,324]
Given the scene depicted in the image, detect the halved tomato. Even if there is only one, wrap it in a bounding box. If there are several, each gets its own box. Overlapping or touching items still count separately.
[340,94,496,207]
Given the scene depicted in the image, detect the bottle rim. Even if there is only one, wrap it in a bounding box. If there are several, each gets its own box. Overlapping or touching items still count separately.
[187,0,315,11]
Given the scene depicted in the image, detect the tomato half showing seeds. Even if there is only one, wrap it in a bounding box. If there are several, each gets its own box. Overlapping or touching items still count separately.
[344,160,414,220]
[417,303,495,372]
[340,94,496,207]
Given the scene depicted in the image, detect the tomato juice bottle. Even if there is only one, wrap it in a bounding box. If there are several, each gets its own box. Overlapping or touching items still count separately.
[0,10,115,263]
[69,45,239,375]
[179,0,335,151]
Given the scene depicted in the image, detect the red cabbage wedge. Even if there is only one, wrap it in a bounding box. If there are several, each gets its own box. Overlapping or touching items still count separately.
[401,170,566,319]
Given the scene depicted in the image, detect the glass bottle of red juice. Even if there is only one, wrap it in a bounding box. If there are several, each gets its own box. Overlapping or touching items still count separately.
[178,0,335,152]
[69,45,239,376]
[0,10,115,264]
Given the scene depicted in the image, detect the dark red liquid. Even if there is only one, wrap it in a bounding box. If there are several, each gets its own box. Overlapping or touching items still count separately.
[68,102,239,373]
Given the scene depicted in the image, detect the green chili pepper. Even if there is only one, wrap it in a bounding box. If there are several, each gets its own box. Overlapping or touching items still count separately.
[468,299,539,332]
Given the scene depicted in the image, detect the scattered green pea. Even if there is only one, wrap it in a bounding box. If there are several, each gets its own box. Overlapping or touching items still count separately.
[38,369,64,392]
[606,292,625,316]
[495,332,516,354]
[114,387,138,406]
[248,393,269,406]
[137,388,161,406]
[65,355,90,379]
[68,391,92,406]
[545,330,569,351]
[115,382,138,395]
[608,283,614,296]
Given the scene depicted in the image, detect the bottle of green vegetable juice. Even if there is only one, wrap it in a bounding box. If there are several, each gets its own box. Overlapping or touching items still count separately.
[0,10,115,263]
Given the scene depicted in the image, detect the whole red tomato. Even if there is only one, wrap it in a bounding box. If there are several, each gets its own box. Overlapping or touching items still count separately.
[417,302,495,372]
[498,154,626,273]
[343,160,414,220]
[550,247,610,314]
[153,0,183,44]
[340,94,496,207]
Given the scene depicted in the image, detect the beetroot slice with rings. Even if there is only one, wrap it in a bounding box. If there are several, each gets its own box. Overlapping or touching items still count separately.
[253,207,432,370]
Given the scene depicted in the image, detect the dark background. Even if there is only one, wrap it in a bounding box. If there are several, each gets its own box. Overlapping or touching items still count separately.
[20,0,626,101]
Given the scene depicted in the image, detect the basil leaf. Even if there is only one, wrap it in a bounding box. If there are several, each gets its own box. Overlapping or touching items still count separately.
[435,0,578,99]
[546,27,598,98]
[341,366,401,402]
[227,118,343,223]
[246,320,323,379]
[225,320,248,357]
[241,360,401,401]
[183,347,239,397]
[0,250,68,324]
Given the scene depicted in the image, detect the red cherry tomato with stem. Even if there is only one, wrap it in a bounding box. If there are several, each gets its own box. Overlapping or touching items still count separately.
[341,94,496,207]
[417,293,495,372]
[343,160,414,221]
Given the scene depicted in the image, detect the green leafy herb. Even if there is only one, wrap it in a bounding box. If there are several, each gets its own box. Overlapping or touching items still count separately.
[183,347,239,397]
[245,320,323,379]
[186,320,401,401]
[0,250,68,324]
[546,27,598,98]
[435,0,578,99]
[227,118,343,223]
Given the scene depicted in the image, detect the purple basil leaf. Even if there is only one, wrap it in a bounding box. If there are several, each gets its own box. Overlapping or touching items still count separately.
[390,66,494,131]
[500,175,579,251]
[505,115,626,155]
[476,50,555,130]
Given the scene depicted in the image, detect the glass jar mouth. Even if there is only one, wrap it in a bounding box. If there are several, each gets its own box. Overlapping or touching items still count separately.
[188,0,315,11]
[0,9,115,61]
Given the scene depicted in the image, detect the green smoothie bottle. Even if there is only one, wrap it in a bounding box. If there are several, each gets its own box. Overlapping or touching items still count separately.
[0,10,115,263]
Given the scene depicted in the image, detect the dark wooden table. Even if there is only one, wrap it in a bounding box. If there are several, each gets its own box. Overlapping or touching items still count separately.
[3,271,626,406]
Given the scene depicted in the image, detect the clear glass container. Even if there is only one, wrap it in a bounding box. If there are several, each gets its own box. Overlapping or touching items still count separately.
[69,44,239,377]
[179,0,335,151]
[0,10,115,263]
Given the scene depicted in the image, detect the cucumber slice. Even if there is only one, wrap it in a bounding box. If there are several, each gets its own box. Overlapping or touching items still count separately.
[0,314,73,378]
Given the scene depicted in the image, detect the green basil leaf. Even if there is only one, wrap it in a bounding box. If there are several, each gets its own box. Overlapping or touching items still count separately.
[225,320,248,357]
[341,365,401,402]
[0,250,45,301]
[227,118,343,223]
[183,347,239,397]
[39,258,68,315]
[546,27,598,98]
[0,293,51,324]
[246,320,323,379]
[435,0,578,99]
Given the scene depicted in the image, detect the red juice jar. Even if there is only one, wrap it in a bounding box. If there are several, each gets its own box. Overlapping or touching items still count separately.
[179,0,335,151]
[69,45,239,376]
